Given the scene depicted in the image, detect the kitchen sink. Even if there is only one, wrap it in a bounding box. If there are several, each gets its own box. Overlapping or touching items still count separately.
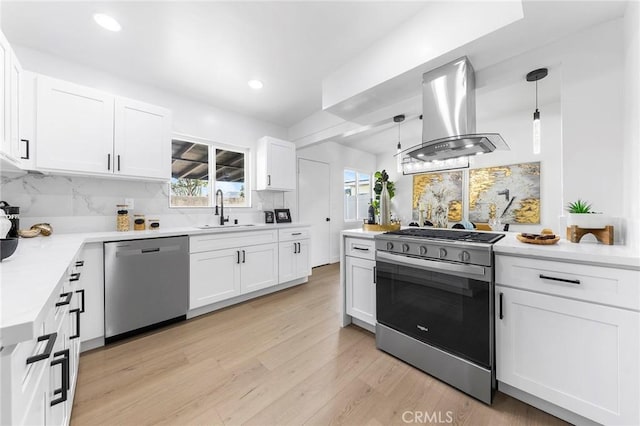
[195,224,256,229]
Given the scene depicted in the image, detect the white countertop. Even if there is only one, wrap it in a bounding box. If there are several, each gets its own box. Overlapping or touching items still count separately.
[341,227,640,270]
[0,223,309,348]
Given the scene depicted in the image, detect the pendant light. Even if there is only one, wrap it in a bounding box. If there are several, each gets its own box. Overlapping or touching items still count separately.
[394,114,405,173]
[526,68,548,155]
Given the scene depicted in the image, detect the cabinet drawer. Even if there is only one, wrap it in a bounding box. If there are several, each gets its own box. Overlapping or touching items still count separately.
[278,227,310,242]
[496,255,640,311]
[345,237,375,260]
[191,230,277,253]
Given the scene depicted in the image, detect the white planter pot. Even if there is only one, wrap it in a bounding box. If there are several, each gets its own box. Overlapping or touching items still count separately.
[566,213,611,229]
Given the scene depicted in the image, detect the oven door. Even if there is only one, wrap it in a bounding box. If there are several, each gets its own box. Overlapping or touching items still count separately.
[376,251,492,369]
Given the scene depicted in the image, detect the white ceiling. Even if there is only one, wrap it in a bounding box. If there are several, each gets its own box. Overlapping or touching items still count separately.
[1,1,428,127]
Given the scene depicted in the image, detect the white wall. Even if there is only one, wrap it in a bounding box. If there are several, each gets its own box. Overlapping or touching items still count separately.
[623,1,640,248]
[297,141,376,262]
[376,19,628,239]
[1,45,289,232]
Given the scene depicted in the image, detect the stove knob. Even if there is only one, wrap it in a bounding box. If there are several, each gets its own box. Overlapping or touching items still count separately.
[387,242,394,251]
[402,244,410,253]
[459,250,471,262]
[439,248,447,258]
[419,246,428,255]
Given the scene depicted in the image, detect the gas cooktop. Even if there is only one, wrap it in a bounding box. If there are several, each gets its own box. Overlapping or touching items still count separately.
[383,228,505,244]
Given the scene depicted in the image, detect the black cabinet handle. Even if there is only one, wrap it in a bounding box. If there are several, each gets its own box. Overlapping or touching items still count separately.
[76,289,85,313]
[293,242,297,254]
[107,153,111,171]
[539,274,581,285]
[56,292,72,307]
[20,139,29,160]
[69,272,81,282]
[50,349,69,406]
[353,247,369,252]
[373,266,377,284]
[326,218,331,222]
[70,308,81,339]
[499,292,504,320]
[242,250,246,263]
[75,260,84,267]
[267,174,271,186]
[292,232,302,236]
[117,154,121,171]
[26,332,57,365]
[297,242,301,253]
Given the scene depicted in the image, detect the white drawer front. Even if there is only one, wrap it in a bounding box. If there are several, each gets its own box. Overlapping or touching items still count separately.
[496,255,640,311]
[278,227,310,242]
[190,230,277,253]
[345,237,376,260]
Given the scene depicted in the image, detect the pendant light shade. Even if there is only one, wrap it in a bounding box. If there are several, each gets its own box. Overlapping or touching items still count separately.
[394,114,405,173]
[526,68,548,155]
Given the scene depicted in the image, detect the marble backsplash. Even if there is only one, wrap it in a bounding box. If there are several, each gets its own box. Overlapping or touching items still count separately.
[0,173,291,233]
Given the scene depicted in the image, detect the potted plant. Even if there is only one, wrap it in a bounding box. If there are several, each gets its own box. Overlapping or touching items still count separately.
[371,170,395,221]
[566,199,610,229]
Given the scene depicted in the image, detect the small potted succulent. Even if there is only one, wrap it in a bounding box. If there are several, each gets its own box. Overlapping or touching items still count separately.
[566,199,610,229]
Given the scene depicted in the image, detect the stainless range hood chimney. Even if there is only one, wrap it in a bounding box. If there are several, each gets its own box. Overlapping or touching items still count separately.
[402,57,508,171]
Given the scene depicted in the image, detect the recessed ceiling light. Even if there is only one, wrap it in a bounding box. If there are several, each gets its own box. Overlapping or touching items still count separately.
[248,79,264,90]
[93,13,121,32]
[465,143,474,148]
[417,153,425,157]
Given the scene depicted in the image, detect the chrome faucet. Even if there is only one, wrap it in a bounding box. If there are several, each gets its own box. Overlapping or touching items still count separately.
[215,189,229,226]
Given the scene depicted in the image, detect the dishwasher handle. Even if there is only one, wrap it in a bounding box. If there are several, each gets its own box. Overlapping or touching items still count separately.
[115,244,183,257]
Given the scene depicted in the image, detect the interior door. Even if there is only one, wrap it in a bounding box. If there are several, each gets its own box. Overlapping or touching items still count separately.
[298,158,331,267]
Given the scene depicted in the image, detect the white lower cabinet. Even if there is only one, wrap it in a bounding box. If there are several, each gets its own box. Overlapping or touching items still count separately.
[496,256,640,426]
[190,248,242,308]
[77,243,105,344]
[345,256,376,326]
[278,239,310,284]
[190,242,278,310]
[1,255,85,426]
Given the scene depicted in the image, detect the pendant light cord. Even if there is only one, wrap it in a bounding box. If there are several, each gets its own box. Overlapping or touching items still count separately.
[535,79,538,110]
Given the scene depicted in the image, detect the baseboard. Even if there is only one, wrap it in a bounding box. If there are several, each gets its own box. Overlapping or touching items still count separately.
[350,317,375,333]
[498,382,599,426]
[80,337,105,353]
[187,276,309,319]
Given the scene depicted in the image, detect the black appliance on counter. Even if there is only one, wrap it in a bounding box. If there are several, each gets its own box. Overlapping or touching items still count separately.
[374,228,504,404]
[0,201,20,238]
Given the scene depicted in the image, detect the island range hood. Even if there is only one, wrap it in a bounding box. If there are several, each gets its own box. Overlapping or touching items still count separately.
[400,57,509,173]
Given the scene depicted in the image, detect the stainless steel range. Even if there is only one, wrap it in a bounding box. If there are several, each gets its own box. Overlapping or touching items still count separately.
[374,228,504,404]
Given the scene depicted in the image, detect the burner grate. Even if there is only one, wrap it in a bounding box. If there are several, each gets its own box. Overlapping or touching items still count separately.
[385,228,504,244]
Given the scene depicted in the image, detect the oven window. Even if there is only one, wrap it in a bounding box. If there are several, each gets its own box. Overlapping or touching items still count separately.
[376,260,491,368]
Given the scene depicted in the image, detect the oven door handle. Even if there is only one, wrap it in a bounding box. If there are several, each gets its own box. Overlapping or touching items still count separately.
[376,251,486,277]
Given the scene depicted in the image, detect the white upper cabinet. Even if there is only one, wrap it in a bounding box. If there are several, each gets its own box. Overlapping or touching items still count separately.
[114,97,170,180]
[34,75,171,181]
[0,30,10,159]
[256,136,296,191]
[36,76,115,175]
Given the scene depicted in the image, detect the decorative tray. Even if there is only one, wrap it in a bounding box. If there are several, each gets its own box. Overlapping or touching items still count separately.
[362,223,401,232]
[516,233,560,245]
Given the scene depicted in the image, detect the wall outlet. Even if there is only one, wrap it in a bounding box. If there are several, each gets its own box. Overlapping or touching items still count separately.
[125,198,134,210]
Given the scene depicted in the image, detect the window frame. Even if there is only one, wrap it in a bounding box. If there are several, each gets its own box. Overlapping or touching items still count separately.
[169,133,251,209]
[343,168,372,222]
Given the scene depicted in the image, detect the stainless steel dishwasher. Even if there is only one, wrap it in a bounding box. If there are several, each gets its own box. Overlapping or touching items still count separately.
[104,236,189,343]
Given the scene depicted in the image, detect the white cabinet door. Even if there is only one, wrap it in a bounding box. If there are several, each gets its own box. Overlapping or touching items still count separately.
[36,76,114,174]
[78,243,104,344]
[240,243,278,293]
[496,286,640,426]
[278,241,297,284]
[345,256,376,326]
[114,97,170,180]
[295,239,311,279]
[190,248,241,309]
[256,136,296,191]
[0,30,10,157]
[8,50,21,161]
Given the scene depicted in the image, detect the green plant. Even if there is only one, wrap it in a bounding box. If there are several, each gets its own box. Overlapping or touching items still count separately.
[566,199,592,214]
[371,170,395,215]
[171,178,208,197]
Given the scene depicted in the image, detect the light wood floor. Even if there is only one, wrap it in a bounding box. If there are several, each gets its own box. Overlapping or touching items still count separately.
[71,263,568,426]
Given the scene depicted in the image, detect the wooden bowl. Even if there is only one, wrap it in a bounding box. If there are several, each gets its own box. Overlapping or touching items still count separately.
[516,233,560,245]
